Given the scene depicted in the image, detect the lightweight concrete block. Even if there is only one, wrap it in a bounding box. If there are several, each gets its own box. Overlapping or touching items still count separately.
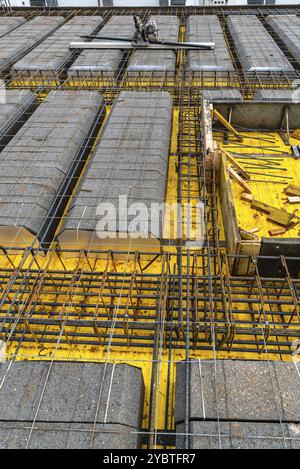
[127,16,179,77]
[267,15,300,61]
[0,90,104,247]
[13,16,101,78]
[175,360,300,423]
[187,16,234,73]
[0,361,144,429]
[0,90,36,145]
[176,421,300,449]
[253,89,294,102]
[227,15,293,72]
[0,17,26,38]
[0,422,140,449]
[58,90,173,252]
[202,89,243,102]
[0,16,65,72]
[68,16,135,79]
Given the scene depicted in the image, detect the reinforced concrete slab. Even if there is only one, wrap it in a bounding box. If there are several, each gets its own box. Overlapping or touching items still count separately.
[0,90,104,248]
[58,90,173,253]
[187,16,234,73]
[0,16,65,72]
[13,16,101,79]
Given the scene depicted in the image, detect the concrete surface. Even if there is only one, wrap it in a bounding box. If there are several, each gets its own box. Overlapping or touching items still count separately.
[0,361,144,449]
[58,90,173,252]
[187,16,234,73]
[0,16,65,72]
[0,90,104,247]
[13,16,101,78]
[227,15,293,72]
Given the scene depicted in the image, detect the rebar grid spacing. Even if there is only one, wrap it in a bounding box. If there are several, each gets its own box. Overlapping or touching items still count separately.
[0,248,298,356]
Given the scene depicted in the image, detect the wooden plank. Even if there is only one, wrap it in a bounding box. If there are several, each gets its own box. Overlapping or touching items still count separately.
[213,108,243,142]
[221,148,250,180]
[228,166,252,194]
[285,184,300,197]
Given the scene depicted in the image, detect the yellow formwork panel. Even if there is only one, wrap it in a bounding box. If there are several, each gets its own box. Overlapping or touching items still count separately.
[215,131,300,238]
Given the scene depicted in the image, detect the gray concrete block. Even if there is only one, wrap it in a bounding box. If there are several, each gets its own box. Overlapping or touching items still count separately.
[253,89,294,102]
[68,16,135,79]
[175,360,300,423]
[0,422,140,449]
[0,16,65,72]
[127,16,179,76]
[0,17,26,38]
[0,90,36,144]
[267,15,300,61]
[202,89,243,102]
[0,90,104,246]
[187,16,234,73]
[58,90,173,250]
[0,361,144,429]
[13,16,101,77]
[227,15,293,72]
[176,421,300,449]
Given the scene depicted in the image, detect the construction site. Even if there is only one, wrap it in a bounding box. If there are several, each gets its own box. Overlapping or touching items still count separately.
[0,2,299,451]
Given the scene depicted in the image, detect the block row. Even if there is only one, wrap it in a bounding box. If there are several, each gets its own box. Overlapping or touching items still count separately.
[227,15,293,72]
[13,16,102,80]
[187,15,234,73]
[176,360,300,449]
[267,14,300,61]
[0,16,65,73]
[0,16,26,38]
[0,361,144,449]
[58,90,173,252]
[0,90,105,248]
[69,15,135,82]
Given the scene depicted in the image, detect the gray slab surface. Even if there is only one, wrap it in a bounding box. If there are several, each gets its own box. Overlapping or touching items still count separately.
[0,89,36,144]
[69,16,135,79]
[187,16,234,73]
[175,360,300,423]
[127,16,179,76]
[227,15,293,72]
[267,15,300,61]
[0,16,65,72]
[177,421,300,449]
[0,90,103,246]
[13,16,101,77]
[0,361,144,427]
[253,89,295,102]
[0,422,140,449]
[0,16,26,38]
[58,90,173,250]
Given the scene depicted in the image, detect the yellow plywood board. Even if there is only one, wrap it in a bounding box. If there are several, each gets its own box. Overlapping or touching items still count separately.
[215,131,300,239]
